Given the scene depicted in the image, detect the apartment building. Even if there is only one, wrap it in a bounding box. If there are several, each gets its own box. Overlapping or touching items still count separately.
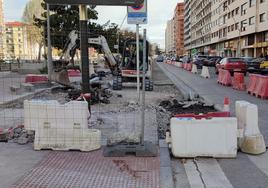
[184,0,268,57]
[174,3,185,56]
[0,0,4,59]
[4,22,42,60]
[165,19,175,54]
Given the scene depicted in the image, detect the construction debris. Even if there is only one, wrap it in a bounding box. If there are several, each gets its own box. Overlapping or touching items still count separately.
[157,98,216,139]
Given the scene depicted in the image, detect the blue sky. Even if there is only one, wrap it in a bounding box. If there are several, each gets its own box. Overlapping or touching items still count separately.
[4,0,29,21]
[3,0,183,48]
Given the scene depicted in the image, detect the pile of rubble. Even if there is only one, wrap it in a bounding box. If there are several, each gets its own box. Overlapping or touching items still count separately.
[0,125,34,145]
[156,98,216,139]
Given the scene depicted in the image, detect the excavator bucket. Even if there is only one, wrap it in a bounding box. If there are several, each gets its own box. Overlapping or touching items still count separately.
[51,69,71,86]
[50,60,71,86]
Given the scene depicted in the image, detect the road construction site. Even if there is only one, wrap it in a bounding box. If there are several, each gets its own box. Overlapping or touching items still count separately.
[1,60,268,188]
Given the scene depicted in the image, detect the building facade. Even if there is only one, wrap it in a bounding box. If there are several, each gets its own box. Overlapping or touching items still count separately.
[165,19,175,54]
[174,3,185,56]
[184,0,268,57]
[0,0,4,59]
[4,22,42,60]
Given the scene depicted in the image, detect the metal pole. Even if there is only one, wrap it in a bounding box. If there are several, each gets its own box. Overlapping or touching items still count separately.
[79,5,90,94]
[141,29,146,145]
[136,24,140,102]
[46,3,53,81]
[79,5,91,112]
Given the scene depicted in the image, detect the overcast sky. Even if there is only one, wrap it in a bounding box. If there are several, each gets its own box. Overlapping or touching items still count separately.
[4,0,183,49]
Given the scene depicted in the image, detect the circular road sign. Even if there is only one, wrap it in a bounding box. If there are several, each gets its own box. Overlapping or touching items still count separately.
[131,4,144,10]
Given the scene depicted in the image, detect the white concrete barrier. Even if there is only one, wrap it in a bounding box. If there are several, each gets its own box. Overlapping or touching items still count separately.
[191,64,198,74]
[168,117,237,158]
[201,66,210,78]
[235,101,266,155]
[24,100,101,151]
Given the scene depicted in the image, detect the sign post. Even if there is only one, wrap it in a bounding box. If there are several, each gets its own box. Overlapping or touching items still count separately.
[127,0,147,101]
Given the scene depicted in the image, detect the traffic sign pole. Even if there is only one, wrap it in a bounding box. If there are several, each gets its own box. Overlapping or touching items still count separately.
[136,24,140,102]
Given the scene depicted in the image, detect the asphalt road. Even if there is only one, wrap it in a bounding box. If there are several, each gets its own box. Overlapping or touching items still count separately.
[157,62,268,188]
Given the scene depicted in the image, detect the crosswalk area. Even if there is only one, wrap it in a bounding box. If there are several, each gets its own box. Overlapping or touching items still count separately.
[172,152,268,188]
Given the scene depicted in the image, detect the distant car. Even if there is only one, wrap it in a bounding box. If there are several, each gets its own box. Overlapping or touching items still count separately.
[260,56,268,74]
[203,56,222,67]
[156,55,164,62]
[216,57,247,75]
[182,56,192,64]
[193,57,206,69]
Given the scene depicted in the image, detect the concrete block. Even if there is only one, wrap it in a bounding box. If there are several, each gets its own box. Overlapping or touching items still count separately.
[191,64,198,74]
[21,83,35,92]
[241,134,266,155]
[10,85,21,95]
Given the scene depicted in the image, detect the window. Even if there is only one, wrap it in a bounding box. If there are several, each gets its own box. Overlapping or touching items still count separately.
[260,13,266,22]
[241,20,247,31]
[235,7,239,15]
[249,0,256,7]
[265,32,268,42]
[235,23,239,30]
[241,3,247,15]
[260,0,265,3]
[249,16,255,25]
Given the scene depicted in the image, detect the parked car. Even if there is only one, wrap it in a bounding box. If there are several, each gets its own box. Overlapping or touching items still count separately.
[260,56,268,74]
[215,57,247,75]
[192,57,206,69]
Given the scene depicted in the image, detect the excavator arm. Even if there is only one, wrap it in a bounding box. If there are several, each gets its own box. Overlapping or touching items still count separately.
[51,30,119,86]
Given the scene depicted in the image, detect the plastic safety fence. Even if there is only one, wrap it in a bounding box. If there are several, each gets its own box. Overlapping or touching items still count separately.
[247,74,268,99]
[186,63,193,71]
[24,100,101,152]
[217,69,232,86]
[232,72,246,91]
[169,117,237,158]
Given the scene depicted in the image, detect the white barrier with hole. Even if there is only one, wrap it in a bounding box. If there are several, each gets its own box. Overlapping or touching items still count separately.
[201,66,210,78]
[24,100,101,151]
[235,101,266,154]
[169,117,237,158]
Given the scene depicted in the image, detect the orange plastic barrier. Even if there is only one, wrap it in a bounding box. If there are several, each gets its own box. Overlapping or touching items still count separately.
[217,69,232,86]
[247,74,258,94]
[232,72,246,91]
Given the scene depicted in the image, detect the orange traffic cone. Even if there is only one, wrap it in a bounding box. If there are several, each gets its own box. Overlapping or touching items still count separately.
[223,97,230,112]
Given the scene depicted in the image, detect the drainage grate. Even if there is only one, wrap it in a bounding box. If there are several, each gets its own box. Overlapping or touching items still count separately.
[12,150,160,188]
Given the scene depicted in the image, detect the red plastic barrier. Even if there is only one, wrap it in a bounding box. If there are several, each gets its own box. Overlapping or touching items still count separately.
[68,69,81,77]
[247,74,268,99]
[232,72,246,91]
[25,74,48,83]
[183,63,188,70]
[217,69,232,86]
[255,75,268,99]
[174,111,230,119]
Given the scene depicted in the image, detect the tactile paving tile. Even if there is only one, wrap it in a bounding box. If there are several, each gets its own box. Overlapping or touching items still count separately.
[12,150,160,188]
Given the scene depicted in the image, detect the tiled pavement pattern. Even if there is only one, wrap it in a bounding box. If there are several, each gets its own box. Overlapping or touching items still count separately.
[12,150,160,188]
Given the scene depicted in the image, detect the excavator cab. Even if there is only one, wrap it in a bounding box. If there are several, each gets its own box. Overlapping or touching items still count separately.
[112,39,153,91]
